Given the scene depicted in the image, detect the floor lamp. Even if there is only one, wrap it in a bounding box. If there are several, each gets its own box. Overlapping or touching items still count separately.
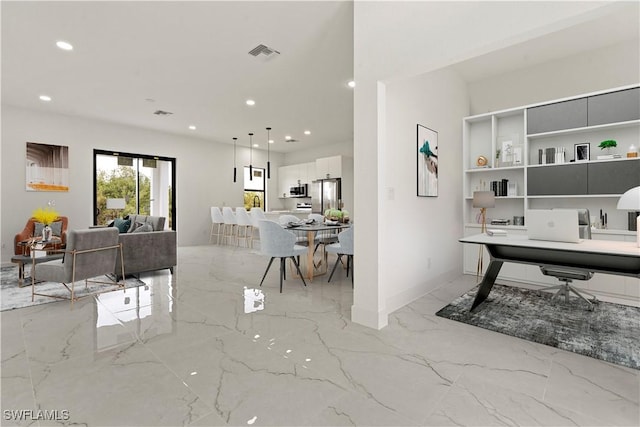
[106,198,126,220]
[617,186,640,247]
[472,191,495,280]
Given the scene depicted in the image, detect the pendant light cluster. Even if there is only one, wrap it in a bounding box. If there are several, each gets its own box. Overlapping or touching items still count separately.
[231,128,274,182]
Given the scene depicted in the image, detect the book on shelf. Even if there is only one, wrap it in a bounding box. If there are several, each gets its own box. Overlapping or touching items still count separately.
[596,154,622,160]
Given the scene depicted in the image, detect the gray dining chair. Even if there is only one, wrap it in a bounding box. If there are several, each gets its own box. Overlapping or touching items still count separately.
[31,228,125,306]
[325,226,354,285]
[258,220,307,293]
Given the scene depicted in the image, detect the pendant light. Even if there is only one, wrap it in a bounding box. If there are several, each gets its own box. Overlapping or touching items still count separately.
[248,133,254,181]
[232,137,238,183]
[266,127,272,179]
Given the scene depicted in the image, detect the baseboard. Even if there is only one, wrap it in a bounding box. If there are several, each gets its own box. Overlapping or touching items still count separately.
[385,269,460,315]
[351,304,388,330]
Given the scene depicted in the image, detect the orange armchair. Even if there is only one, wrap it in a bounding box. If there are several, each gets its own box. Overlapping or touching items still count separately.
[14,216,68,255]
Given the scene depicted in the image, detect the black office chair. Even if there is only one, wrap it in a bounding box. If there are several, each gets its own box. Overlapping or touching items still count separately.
[538,209,597,311]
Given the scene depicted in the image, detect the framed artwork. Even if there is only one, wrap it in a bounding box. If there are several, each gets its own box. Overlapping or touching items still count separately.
[26,142,69,192]
[575,143,590,161]
[417,124,438,197]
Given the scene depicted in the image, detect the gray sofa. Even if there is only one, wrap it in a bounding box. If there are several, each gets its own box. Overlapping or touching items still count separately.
[114,215,176,277]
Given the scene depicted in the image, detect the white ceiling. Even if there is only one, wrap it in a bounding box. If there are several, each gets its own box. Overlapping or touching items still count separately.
[1,1,355,153]
[2,1,638,154]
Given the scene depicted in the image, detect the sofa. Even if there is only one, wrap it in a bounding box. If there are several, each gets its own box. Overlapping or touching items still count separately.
[113,215,176,278]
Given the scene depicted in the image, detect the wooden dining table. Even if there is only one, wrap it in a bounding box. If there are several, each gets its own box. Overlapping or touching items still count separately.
[286,222,350,281]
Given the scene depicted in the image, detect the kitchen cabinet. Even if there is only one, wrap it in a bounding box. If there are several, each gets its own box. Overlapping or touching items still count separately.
[277,162,316,198]
[315,155,342,179]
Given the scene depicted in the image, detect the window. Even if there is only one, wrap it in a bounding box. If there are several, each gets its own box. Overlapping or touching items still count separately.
[93,150,176,229]
[244,167,265,211]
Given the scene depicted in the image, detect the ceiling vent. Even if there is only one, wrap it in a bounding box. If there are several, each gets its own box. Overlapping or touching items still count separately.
[285,138,299,143]
[153,110,173,116]
[248,44,280,58]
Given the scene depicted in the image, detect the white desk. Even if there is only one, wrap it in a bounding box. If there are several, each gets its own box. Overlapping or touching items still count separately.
[459,234,640,310]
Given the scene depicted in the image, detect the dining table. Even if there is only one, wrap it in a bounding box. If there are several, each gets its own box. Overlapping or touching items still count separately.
[285,222,350,281]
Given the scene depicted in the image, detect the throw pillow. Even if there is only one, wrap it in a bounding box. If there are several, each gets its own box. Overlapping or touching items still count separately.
[113,218,131,233]
[128,221,144,233]
[33,222,44,237]
[132,223,153,233]
[50,220,63,237]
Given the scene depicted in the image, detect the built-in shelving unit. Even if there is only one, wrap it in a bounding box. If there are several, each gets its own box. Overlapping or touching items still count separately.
[463,84,640,231]
[462,84,640,304]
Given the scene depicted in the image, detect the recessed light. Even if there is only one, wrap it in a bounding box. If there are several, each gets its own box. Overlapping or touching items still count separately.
[347,80,356,88]
[304,130,311,135]
[246,99,256,106]
[56,40,73,51]
[39,95,52,102]
[188,125,196,130]
[268,139,274,144]
[285,135,292,140]
[253,144,259,148]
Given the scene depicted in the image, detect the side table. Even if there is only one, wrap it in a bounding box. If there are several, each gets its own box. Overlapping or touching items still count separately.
[11,238,64,287]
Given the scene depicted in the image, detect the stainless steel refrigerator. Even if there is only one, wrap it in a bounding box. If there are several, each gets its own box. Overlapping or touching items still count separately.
[311,178,342,214]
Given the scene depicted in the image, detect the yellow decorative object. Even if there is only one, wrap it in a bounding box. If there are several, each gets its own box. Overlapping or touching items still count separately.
[476,156,488,167]
[32,207,60,225]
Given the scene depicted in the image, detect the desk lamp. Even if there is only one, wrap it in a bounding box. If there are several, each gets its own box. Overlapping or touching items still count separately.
[617,186,640,247]
[106,198,126,220]
[472,191,495,280]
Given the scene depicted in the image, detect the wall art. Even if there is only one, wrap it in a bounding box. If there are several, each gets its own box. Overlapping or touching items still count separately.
[417,124,438,197]
[26,142,69,192]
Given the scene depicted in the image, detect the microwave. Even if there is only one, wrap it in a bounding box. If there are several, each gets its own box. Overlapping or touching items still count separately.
[289,184,308,198]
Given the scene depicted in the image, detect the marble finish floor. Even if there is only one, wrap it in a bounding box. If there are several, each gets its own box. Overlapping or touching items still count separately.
[1,244,638,426]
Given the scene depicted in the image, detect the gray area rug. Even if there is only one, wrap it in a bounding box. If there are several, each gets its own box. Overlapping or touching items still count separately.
[436,283,640,370]
[1,265,145,311]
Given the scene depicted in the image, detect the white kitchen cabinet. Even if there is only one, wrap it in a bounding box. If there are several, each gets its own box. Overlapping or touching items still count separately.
[315,155,342,179]
[278,162,317,198]
[277,165,298,198]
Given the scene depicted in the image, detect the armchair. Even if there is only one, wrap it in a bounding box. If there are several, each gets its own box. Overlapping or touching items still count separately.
[31,228,125,306]
[14,216,68,255]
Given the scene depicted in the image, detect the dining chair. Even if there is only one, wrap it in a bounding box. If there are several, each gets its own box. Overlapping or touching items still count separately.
[325,226,354,285]
[235,207,253,248]
[308,213,337,267]
[31,228,126,307]
[210,207,225,244]
[221,207,237,245]
[250,207,267,247]
[278,214,309,245]
[258,220,307,293]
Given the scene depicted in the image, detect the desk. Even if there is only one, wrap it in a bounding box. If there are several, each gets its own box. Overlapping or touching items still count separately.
[287,223,350,280]
[459,234,640,310]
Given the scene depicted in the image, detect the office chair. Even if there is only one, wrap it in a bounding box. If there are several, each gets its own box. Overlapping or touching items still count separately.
[538,208,597,310]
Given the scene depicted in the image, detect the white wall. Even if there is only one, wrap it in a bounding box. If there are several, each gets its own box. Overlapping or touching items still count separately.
[468,38,640,115]
[1,106,285,263]
[381,68,469,313]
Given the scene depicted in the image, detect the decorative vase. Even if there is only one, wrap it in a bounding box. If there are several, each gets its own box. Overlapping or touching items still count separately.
[42,224,52,242]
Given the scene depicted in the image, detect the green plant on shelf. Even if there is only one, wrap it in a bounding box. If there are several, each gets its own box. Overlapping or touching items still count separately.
[598,140,617,150]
